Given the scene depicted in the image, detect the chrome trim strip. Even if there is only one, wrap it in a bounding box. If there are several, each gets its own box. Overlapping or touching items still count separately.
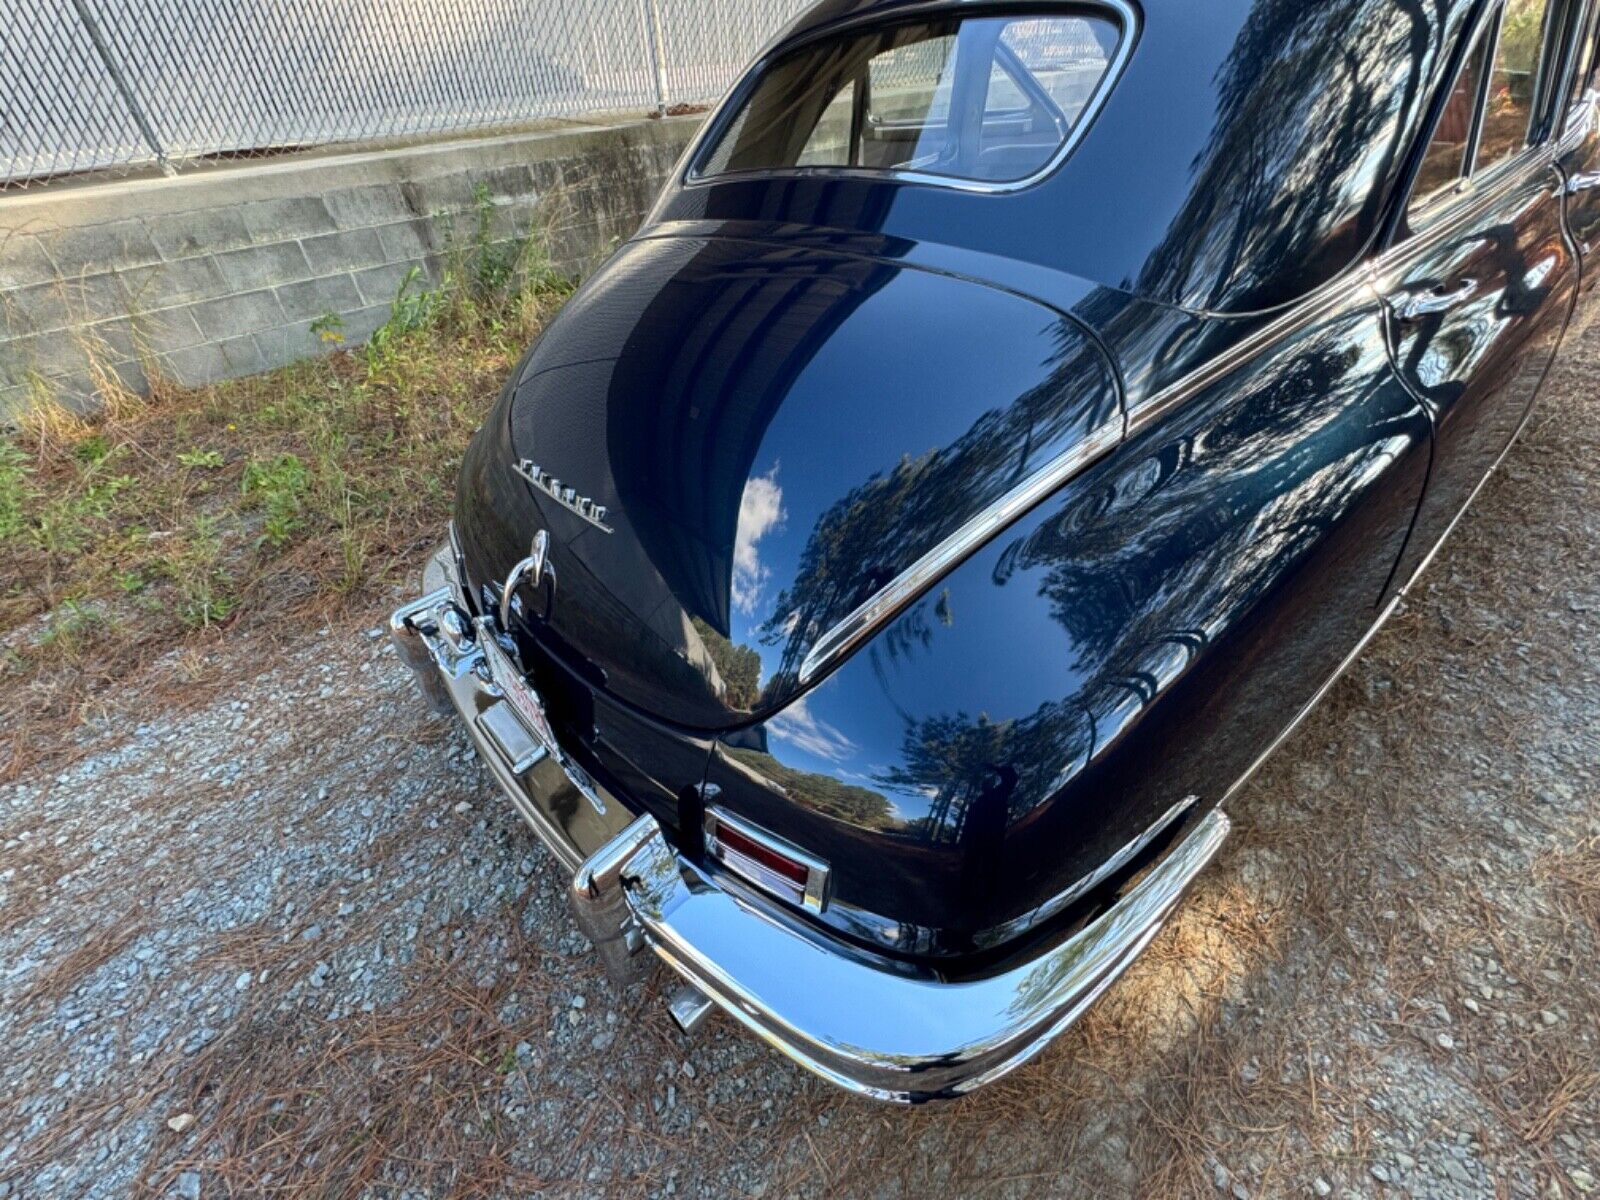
[796,249,1381,688]
[1217,371,1542,814]
[798,418,1123,684]
[1386,141,1562,275]
[973,792,1196,948]
[682,0,1140,199]
[1128,143,1561,443]
[1396,357,1547,598]
[603,805,1230,1102]
[792,115,1561,722]
[1218,592,1402,810]
[1127,266,1384,436]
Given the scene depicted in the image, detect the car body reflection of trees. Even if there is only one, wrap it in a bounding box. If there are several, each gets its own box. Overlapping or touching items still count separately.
[752,311,1420,859]
[750,317,1116,695]
[703,294,1432,956]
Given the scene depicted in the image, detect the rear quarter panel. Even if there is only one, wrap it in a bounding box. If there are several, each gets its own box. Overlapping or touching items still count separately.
[702,292,1433,961]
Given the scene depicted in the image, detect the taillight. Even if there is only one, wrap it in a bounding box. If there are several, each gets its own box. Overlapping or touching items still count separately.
[704,808,829,913]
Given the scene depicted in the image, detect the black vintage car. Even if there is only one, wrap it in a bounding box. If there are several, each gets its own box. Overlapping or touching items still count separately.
[392,0,1600,1100]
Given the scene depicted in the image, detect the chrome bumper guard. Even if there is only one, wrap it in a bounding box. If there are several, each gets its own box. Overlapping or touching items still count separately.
[387,546,640,878]
[392,541,1231,1102]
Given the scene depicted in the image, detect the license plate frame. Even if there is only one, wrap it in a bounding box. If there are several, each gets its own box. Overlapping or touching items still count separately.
[480,633,561,755]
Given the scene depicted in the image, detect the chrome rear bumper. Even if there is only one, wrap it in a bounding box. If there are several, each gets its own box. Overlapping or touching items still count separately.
[391,541,1230,1102]
[576,807,1229,1101]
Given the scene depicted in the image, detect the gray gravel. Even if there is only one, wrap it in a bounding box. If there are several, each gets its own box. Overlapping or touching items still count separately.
[4,319,1600,1197]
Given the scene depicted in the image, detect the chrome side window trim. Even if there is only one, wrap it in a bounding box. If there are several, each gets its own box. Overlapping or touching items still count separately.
[680,0,1141,198]
[1404,3,1503,226]
[1376,139,1562,284]
[1406,0,1571,231]
[1466,4,1507,177]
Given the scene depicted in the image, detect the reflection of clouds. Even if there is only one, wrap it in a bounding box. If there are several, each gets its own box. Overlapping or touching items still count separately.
[767,695,856,762]
[733,465,785,616]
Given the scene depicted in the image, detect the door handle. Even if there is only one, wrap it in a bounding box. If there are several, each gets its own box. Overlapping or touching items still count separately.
[1394,278,1478,323]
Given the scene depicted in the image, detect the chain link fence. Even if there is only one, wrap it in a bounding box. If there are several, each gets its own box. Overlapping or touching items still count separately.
[1,0,811,188]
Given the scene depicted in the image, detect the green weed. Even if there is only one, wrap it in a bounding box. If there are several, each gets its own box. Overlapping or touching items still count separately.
[310,312,346,345]
[1,212,575,763]
[0,441,29,541]
[242,453,310,548]
[73,434,112,464]
[164,514,237,628]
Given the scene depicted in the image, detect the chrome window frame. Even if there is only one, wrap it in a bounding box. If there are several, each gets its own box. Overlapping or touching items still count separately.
[1406,0,1567,230]
[1406,4,1505,226]
[1556,0,1599,136]
[681,0,1139,197]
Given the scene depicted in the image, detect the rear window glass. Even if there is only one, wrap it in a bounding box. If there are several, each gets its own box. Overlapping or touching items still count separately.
[695,12,1124,185]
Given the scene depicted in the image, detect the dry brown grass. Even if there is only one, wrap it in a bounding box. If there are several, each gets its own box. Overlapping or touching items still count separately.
[143,902,569,1198]
[0,227,571,786]
[1536,834,1600,937]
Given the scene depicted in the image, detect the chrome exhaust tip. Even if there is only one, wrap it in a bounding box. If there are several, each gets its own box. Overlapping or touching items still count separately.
[667,983,714,1035]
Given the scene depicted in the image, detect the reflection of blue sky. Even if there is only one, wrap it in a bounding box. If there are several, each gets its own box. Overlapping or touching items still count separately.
[767,687,894,796]
[766,693,855,762]
[731,466,785,616]
[719,273,1068,684]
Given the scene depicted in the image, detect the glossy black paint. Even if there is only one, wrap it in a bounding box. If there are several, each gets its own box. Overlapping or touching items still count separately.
[1383,166,1576,591]
[702,296,1431,957]
[457,234,1118,730]
[448,0,1595,966]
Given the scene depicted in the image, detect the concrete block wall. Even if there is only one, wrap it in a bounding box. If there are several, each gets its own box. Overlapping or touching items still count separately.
[0,115,701,423]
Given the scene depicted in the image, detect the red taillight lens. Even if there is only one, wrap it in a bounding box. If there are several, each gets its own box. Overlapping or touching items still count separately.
[712,820,809,888]
[705,811,828,912]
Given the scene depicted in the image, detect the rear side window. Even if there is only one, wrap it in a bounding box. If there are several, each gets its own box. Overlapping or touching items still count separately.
[695,12,1124,185]
[1407,0,1557,222]
[1411,20,1494,208]
[1476,0,1556,168]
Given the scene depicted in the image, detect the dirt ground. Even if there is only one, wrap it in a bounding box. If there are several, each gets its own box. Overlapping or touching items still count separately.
[2,319,1598,1198]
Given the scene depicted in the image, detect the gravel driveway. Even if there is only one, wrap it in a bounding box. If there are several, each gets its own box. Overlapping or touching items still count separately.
[4,320,1599,1199]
